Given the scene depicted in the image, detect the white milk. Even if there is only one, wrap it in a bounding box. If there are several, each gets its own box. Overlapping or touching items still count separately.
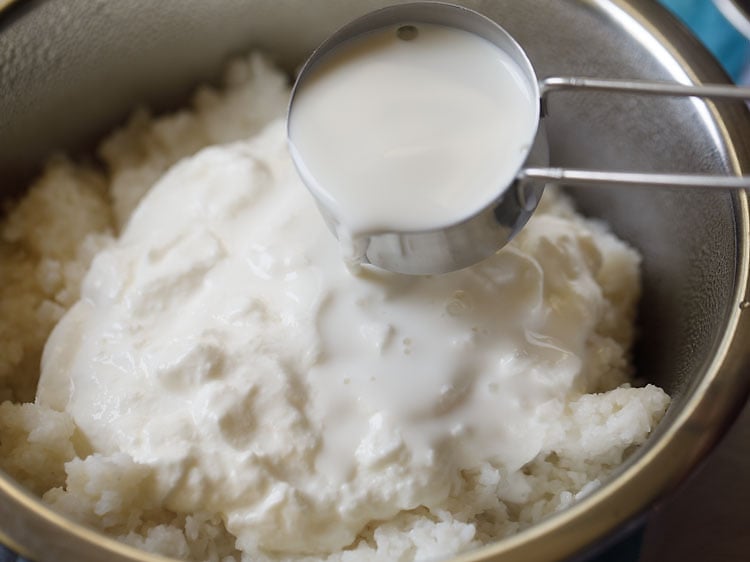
[288,23,538,241]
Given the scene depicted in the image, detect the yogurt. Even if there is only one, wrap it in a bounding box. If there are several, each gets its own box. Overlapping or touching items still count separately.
[36,120,647,556]
[288,23,538,244]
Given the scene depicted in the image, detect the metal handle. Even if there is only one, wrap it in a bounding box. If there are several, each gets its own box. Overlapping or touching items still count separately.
[519,168,750,191]
[540,76,750,100]
[528,77,750,191]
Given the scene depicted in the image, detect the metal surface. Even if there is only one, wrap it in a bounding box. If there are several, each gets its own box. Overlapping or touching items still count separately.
[540,75,750,98]
[288,3,750,274]
[520,168,750,190]
[0,1,749,562]
[714,0,750,39]
[640,399,750,561]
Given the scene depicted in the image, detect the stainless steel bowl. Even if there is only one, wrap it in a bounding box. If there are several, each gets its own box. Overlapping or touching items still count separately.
[1,1,749,561]
[714,0,750,39]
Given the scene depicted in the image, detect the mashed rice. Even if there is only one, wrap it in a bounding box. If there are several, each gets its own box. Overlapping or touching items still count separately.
[0,53,669,562]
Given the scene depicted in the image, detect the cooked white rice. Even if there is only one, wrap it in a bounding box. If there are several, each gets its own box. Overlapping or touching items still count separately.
[0,53,669,562]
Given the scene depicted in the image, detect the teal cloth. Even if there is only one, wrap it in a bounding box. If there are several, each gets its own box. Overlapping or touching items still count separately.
[660,0,750,81]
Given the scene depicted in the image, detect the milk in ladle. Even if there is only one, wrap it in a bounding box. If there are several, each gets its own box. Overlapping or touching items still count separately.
[288,23,538,266]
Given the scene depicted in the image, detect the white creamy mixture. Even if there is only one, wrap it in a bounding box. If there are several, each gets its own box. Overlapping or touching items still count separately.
[37,122,660,556]
[0,53,670,562]
[288,23,537,238]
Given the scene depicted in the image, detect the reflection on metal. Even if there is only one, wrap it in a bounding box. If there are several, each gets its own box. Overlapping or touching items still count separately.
[0,0,20,14]
[714,0,750,39]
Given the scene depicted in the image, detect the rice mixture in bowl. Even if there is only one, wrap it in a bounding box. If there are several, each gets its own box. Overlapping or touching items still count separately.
[0,54,669,562]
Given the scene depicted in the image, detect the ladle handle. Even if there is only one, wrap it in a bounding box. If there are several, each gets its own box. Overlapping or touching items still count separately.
[518,168,750,191]
[539,76,750,101]
[528,77,750,191]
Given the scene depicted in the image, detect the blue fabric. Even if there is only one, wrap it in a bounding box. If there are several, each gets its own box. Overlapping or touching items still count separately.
[0,545,28,562]
[660,0,750,81]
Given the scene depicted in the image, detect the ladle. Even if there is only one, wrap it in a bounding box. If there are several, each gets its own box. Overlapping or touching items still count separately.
[287,1,750,275]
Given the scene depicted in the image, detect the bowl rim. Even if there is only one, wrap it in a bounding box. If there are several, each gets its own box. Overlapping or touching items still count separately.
[0,0,749,561]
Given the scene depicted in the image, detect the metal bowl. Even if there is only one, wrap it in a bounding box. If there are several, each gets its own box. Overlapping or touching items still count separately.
[1,1,749,561]
[714,0,750,39]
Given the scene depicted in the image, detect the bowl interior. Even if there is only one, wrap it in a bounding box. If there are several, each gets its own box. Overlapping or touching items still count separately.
[0,0,749,560]
[3,0,743,391]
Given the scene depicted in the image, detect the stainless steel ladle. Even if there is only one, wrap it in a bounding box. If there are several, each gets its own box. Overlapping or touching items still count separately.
[287,1,750,275]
